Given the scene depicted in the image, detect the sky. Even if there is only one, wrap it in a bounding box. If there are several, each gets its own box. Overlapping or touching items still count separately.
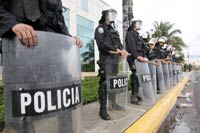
[104,0,200,65]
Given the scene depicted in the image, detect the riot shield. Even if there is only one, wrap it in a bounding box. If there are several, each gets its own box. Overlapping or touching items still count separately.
[135,60,155,105]
[156,61,166,93]
[177,64,183,82]
[173,64,178,85]
[162,62,170,90]
[106,56,128,114]
[148,60,157,95]
[2,31,82,133]
[168,63,173,88]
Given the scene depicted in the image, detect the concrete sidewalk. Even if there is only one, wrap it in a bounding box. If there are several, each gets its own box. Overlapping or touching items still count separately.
[83,90,166,133]
[83,73,191,133]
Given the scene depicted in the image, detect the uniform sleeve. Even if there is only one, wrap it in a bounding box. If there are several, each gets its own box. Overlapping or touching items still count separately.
[0,0,19,37]
[95,27,117,53]
[115,31,123,50]
[125,31,139,59]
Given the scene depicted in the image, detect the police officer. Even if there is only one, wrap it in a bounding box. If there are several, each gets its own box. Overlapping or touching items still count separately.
[0,0,82,132]
[155,38,168,60]
[146,39,158,61]
[95,9,128,120]
[0,0,82,48]
[142,31,151,55]
[125,18,147,105]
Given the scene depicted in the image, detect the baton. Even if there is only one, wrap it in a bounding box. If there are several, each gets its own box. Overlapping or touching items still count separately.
[109,51,159,66]
[144,60,160,66]
[109,50,131,56]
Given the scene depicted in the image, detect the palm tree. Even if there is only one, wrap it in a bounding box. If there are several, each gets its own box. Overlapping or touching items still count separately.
[152,21,185,62]
[81,40,95,72]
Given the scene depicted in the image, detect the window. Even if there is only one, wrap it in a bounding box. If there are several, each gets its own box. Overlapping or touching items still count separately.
[77,15,94,72]
[81,0,88,12]
[62,8,70,30]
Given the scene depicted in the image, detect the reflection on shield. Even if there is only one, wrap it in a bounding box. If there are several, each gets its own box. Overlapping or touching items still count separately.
[162,62,170,90]
[2,31,82,133]
[135,60,155,105]
[105,56,128,119]
[156,61,166,93]
[173,64,178,85]
[148,60,157,95]
[177,65,183,82]
[168,63,173,88]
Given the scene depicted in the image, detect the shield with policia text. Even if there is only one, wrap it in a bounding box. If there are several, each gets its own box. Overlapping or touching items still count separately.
[162,62,170,90]
[135,60,156,105]
[106,55,128,115]
[148,60,157,95]
[156,60,166,93]
[2,31,82,133]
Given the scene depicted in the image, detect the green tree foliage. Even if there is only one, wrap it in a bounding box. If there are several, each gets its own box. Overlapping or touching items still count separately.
[152,21,185,62]
[81,40,95,72]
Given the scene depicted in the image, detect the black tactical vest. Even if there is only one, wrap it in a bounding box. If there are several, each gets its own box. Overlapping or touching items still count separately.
[7,0,63,21]
[7,0,41,21]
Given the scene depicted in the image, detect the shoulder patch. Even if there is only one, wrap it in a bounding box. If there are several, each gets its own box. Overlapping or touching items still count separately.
[98,27,104,34]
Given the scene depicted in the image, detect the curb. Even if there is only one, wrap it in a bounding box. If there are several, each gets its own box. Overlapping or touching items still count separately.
[124,77,189,133]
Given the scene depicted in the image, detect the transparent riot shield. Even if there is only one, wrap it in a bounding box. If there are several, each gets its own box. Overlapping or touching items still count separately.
[2,31,82,133]
[106,56,128,116]
[162,62,170,90]
[168,63,173,88]
[177,64,183,82]
[156,61,166,93]
[135,60,155,105]
[148,60,157,95]
[173,64,178,85]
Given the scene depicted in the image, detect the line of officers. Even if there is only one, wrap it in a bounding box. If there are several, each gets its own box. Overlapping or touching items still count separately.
[95,9,182,120]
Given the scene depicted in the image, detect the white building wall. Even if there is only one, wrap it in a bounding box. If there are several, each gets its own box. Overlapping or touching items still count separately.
[62,0,123,72]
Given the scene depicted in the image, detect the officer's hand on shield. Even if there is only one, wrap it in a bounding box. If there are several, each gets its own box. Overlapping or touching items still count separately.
[116,49,129,59]
[12,23,37,48]
[73,36,83,48]
[137,56,146,62]
[121,49,129,59]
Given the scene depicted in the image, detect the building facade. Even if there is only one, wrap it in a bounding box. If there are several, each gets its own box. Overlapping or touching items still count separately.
[62,0,123,72]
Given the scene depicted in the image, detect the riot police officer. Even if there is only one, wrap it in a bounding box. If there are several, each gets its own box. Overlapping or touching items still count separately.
[155,38,168,60]
[0,0,82,132]
[142,31,151,55]
[125,18,147,105]
[146,39,158,61]
[0,0,82,47]
[95,9,128,120]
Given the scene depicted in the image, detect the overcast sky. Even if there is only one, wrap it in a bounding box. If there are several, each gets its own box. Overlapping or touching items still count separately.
[104,0,200,65]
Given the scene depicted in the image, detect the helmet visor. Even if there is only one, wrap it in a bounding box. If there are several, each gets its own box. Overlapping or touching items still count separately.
[107,11,117,22]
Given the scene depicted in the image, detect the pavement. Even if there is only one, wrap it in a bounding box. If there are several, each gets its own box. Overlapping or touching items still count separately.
[168,71,200,133]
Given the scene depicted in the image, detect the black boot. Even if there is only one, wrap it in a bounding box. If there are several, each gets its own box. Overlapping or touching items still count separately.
[130,95,141,105]
[99,107,111,120]
[0,121,5,131]
[137,96,143,102]
[109,93,125,111]
[98,79,111,120]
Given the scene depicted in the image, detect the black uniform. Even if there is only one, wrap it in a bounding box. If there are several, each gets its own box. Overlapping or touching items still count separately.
[155,45,168,59]
[95,24,123,117]
[0,0,70,37]
[146,47,159,61]
[125,30,146,103]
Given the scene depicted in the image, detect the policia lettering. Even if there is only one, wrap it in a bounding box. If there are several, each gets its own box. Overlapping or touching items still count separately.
[110,77,128,89]
[12,84,81,117]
